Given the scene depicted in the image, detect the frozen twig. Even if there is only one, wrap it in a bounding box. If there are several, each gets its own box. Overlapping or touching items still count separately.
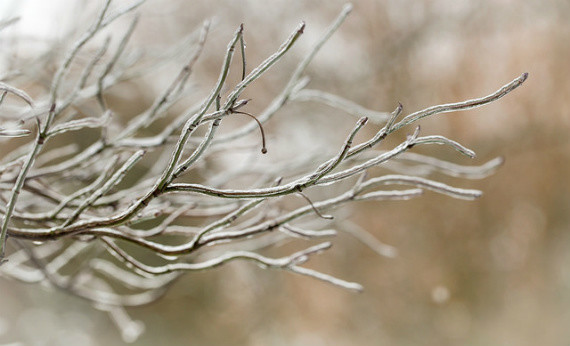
[0,2,528,339]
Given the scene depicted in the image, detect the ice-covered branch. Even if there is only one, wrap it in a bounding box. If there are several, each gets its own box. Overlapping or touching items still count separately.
[0,2,527,342]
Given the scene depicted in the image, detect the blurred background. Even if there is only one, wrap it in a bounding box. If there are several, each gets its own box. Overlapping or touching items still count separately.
[1,0,569,345]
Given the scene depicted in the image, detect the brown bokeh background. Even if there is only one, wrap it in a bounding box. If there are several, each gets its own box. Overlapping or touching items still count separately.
[1,0,569,345]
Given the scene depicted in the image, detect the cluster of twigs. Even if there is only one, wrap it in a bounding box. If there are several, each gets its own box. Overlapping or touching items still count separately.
[0,1,526,341]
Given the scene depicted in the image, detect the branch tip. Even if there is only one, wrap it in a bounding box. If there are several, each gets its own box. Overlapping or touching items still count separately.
[497,156,505,165]
[410,125,421,140]
[297,192,334,220]
[232,110,267,155]
[233,98,250,109]
[396,102,403,112]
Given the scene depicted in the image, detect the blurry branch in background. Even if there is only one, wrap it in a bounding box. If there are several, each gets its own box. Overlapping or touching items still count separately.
[0,0,527,342]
